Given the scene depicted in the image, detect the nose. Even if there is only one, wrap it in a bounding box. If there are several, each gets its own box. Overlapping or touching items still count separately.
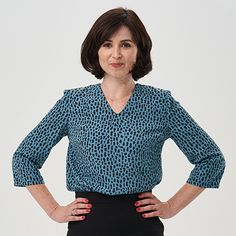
[111,46,121,59]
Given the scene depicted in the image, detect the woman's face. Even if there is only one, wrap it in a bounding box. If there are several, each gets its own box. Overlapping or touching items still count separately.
[98,26,138,80]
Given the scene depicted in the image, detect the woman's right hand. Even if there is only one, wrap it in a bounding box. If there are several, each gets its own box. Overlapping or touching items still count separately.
[49,197,93,223]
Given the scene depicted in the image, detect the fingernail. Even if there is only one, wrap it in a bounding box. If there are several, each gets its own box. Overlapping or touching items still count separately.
[85,199,89,203]
[134,202,140,206]
[88,204,92,208]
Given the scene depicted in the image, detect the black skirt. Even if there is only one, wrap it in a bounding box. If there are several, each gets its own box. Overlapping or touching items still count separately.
[66,190,164,236]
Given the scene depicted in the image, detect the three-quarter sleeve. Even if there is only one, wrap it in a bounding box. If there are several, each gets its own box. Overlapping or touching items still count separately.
[166,90,225,188]
[12,89,71,187]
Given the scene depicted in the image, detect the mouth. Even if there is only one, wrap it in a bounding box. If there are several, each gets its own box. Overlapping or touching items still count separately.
[110,63,124,68]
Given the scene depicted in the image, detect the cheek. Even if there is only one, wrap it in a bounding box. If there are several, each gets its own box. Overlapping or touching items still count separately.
[99,50,110,61]
[98,50,102,61]
[130,49,138,63]
[128,52,137,65]
[98,50,106,66]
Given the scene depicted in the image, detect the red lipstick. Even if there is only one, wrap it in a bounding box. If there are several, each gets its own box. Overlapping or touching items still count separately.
[110,63,124,68]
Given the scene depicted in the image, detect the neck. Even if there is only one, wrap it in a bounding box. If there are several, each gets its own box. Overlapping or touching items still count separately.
[101,75,136,100]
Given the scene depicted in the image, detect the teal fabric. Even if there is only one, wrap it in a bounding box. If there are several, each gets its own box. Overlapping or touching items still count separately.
[12,83,225,195]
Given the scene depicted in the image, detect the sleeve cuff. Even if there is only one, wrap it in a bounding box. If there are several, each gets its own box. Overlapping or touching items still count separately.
[186,154,226,189]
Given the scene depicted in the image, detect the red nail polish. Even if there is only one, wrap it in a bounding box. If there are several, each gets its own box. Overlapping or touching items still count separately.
[135,202,140,206]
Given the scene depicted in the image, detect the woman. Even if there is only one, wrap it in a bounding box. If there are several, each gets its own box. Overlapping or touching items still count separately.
[12,7,225,236]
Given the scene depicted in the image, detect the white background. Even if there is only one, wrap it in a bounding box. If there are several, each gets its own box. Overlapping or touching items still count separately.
[1,0,235,235]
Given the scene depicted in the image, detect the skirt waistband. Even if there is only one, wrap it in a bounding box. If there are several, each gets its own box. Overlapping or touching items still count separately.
[75,190,152,204]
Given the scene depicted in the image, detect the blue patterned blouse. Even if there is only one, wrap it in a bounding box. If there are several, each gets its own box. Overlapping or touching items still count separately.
[12,83,225,195]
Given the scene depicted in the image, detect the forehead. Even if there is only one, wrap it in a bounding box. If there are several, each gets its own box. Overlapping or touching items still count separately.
[108,26,134,41]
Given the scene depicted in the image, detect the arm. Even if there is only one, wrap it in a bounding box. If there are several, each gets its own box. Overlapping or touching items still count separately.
[12,91,91,223]
[153,90,225,218]
[163,90,225,217]
[136,91,226,219]
[137,183,205,219]
[166,90,226,188]
[12,90,70,187]
[26,184,60,218]
[167,183,205,217]
[26,184,89,223]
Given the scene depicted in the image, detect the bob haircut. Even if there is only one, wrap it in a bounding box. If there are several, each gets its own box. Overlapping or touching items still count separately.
[81,7,152,81]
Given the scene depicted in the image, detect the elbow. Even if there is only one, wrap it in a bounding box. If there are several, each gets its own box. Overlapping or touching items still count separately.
[12,152,44,187]
[207,152,226,188]
[215,152,226,178]
[187,151,226,189]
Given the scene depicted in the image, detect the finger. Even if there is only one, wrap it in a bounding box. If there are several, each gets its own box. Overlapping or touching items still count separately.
[136,204,157,213]
[69,198,88,207]
[74,197,89,204]
[138,192,154,199]
[138,193,162,204]
[142,210,160,218]
[153,197,162,204]
[136,197,162,206]
[74,203,92,209]
[71,208,91,215]
[68,215,86,222]
[136,198,154,206]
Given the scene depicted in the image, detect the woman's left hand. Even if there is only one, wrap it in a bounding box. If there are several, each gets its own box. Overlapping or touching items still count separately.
[134,191,175,219]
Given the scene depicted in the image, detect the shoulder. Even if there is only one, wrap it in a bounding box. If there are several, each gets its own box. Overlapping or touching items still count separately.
[139,83,171,99]
[63,84,97,99]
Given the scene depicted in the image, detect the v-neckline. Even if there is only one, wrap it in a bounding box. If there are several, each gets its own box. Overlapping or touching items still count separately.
[97,82,139,116]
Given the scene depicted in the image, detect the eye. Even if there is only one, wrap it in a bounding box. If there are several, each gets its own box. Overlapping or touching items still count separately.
[102,43,112,48]
[122,43,131,48]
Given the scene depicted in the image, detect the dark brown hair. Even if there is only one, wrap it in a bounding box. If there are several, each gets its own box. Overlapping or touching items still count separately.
[80,7,152,81]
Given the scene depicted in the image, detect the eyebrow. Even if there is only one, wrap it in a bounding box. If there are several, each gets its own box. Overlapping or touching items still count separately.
[105,39,134,43]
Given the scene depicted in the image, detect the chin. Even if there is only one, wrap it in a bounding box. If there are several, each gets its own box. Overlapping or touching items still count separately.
[106,70,130,78]
[109,73,130,79]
